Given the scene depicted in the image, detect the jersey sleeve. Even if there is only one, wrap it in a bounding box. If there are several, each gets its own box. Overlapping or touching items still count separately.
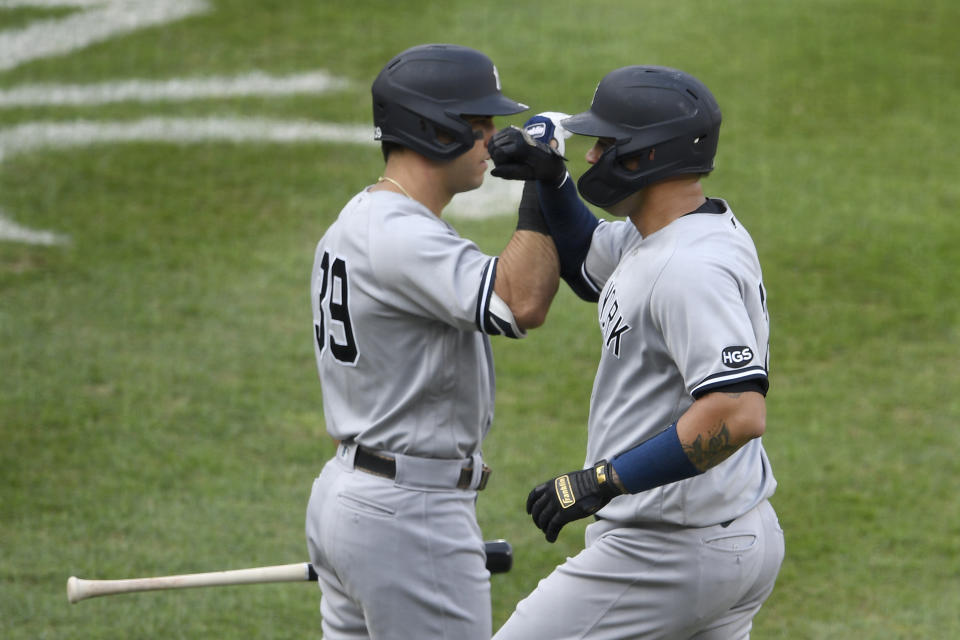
[582,220,640,296]
[369,206,524,338]
[651,254,768,398]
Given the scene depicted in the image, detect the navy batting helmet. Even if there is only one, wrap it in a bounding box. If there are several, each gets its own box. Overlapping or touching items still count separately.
[372,44,528,161]
[562,66,722,207]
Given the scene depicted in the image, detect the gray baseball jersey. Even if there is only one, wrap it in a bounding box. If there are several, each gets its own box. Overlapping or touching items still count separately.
[581,201,776,526]
[307,186,524,640]
[311,187,523,458]
[493,200,784,640]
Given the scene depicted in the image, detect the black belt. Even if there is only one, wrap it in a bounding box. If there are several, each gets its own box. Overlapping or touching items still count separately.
[353,446,491,491]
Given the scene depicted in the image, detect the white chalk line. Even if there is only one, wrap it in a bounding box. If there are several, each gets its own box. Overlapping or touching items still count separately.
[0,71,352,107]
[0,117,369,245]
[0,68,359,244]
[0,117,518,244]
[0,118,375,156]
[0,208,70,245]
[0,1,210,72]
[0,0,515,245]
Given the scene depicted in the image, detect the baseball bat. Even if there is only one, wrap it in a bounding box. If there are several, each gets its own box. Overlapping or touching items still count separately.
[68,539,512,604]
[67,562,315,604]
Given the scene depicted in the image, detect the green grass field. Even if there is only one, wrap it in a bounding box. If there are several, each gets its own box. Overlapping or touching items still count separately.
[2,1,958,637]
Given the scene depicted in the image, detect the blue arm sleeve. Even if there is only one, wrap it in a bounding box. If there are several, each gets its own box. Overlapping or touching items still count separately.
[536,177,601,302]
[609,423,703,494]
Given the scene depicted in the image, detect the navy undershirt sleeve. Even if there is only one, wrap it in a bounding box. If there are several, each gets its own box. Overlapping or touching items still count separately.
[536,176,601,301]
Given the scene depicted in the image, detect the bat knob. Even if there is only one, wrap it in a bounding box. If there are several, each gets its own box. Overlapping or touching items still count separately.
[67,576,80,604]
[483,539,513,574]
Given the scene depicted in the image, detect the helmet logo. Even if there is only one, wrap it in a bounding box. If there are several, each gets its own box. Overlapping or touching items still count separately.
[374,126,382,140]
[492,65,501,91]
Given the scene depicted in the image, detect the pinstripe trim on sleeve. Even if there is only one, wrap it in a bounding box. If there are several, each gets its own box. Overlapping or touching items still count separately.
[486,291,525,338]
[475,257,524,339]
[579,262,602,297]
[691,366,769,398]
[475,257,497,332]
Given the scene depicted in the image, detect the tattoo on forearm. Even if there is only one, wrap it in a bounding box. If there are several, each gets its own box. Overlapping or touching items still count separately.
[683,422,739,472]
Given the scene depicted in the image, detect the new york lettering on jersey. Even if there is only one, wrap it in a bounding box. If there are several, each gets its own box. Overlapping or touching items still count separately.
[598,283,631,358]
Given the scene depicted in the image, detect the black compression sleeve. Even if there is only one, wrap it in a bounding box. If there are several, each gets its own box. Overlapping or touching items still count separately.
[516,181,551,235]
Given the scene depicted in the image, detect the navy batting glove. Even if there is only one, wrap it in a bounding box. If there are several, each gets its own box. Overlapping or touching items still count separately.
[488,126,567,186]
[526,461,623,543]
[522,112,571,156]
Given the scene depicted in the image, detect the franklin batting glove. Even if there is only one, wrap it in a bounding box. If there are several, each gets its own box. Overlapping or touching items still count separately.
[522,112,572,156]
[488,126,567,186]
[526,461,623,543]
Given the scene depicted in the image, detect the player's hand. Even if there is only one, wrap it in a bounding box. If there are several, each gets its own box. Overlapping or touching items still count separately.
[488,125,567,186]
[526,461,623,543]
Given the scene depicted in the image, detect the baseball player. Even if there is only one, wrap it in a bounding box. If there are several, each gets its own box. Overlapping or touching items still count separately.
[487,66,785,639]
[304,44,559,640]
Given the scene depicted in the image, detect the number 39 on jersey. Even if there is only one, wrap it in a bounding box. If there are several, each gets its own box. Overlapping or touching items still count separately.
[314,250,359,365]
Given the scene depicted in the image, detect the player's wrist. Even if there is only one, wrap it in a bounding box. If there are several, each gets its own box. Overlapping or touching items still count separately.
[592,460,624,498]
[515,181,551,234]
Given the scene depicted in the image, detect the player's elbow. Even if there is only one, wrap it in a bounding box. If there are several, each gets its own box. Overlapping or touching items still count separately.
[513,301,550,330]
[730,393,766,444]
[696,389,766,446]
[504,284,558,330]
[738,412,766,442]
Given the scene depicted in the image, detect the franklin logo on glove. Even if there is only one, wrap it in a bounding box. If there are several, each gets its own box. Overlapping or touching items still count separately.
[555,475,575,508]
[525,122,547,139]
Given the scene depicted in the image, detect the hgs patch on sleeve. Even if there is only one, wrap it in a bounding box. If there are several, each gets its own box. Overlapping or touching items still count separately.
[721,346,754,368]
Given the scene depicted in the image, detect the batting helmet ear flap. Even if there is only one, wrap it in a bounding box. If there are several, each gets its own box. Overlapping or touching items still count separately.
[578,134,720,208]
[374,103,476,161]
[577,145,639,208]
